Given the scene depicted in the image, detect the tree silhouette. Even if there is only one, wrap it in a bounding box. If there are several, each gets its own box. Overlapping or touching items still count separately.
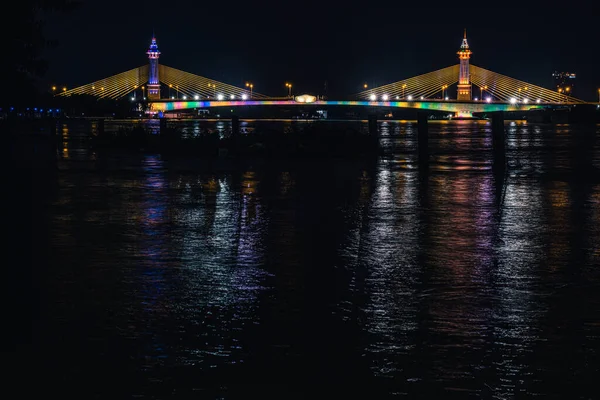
[1,0,80,107]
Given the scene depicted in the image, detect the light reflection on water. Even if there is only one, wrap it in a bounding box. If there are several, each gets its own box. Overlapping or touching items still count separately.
[33,120,600,398]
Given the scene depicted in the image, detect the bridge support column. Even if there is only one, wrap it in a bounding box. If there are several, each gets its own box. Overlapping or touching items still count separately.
[417,112,428,168]
[231,115,240,137]
[159,117,176,150]
[490,112,506,174]
[97,118,105,137]
[159,117,167,134]
[368,114,378,136]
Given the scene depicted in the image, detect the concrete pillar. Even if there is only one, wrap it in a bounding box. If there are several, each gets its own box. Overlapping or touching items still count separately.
[97,118,105,137]
[368,114,377,136]
[159,117,167,134]
[231,115,240,137]
[417,112,428,166]
[491,112,506,174]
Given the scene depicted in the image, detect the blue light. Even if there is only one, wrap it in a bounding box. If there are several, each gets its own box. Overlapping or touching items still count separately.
[26,108,30,111]
[34,108,37,111]
[40,109,43,112]
[10,107,14,111]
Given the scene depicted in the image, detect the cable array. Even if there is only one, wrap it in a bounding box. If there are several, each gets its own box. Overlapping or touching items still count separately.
[355,65,459,100]
[469,65,584,104]
[159,65,268,100]
[58,66,149,100]
[57,64,268,100]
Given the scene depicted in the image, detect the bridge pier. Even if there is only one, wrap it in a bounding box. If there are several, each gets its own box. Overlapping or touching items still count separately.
[96,118,105,137]
[368,114,378,135]
[490,111,506,174]
[417,112,428,167]
[231,115,240,137]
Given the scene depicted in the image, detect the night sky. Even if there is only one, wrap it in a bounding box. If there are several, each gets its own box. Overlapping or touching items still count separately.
[42,0,600,100]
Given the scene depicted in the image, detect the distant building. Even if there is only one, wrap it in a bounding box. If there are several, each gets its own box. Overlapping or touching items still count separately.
[552,71,576,97]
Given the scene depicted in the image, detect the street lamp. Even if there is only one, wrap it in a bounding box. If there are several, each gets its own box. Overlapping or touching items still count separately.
[565,86,570,102]
[246,82,253,98]
[363,83,368,89]
[480,85,487,99]
[62,87,67,92]
[169,83,173,98]
[285,82,292,97]
[207,83,216,98]
[441,84,448,99]
[558,88,563,103]
[402,83,407,99]
[52,86,56,92]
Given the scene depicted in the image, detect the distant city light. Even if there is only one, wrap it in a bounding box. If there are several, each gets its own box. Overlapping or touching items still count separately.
[382,94,389,101]
[242,94,248,100]
[369,94,376,101]
[131,97,135,101]
[194,95,199,100]
[217,94,224,100]
[407,95,413,100]
[510,97,517,104]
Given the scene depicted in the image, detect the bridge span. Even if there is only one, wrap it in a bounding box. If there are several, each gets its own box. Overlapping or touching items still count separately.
[150,99,547,118]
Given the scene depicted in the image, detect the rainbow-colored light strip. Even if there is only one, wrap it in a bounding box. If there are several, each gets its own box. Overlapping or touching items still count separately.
[150,100,544,115]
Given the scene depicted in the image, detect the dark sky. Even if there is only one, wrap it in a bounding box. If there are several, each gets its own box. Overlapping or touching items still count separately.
[43,0,600,100]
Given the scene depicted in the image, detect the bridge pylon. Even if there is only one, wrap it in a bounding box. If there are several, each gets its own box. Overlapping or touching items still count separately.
[457,29,472,101]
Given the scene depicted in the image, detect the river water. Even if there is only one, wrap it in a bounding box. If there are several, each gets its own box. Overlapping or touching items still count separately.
[21,119,600,398]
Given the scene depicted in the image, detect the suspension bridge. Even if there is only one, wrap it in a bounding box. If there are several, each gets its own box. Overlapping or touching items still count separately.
[57,32,590,118]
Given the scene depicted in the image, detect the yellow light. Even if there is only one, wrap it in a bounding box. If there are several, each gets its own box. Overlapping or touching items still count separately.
[295,94,316,103]
[363,84,368,88]
[52,86,56,91]
[92,86,95,89]
[62,87,67,91]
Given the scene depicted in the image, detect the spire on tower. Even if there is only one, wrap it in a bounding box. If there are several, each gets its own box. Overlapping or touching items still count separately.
[460,29,470,50]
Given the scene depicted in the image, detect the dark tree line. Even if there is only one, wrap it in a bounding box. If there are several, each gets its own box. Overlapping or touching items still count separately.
[1,0,80,107]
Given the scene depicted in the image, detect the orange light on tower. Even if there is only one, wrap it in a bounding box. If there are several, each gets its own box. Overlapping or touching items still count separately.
[456,29,472,101]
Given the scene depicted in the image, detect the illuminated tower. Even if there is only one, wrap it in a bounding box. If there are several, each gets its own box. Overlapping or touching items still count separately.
[146,37,161,100]
[456,29,472,101]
